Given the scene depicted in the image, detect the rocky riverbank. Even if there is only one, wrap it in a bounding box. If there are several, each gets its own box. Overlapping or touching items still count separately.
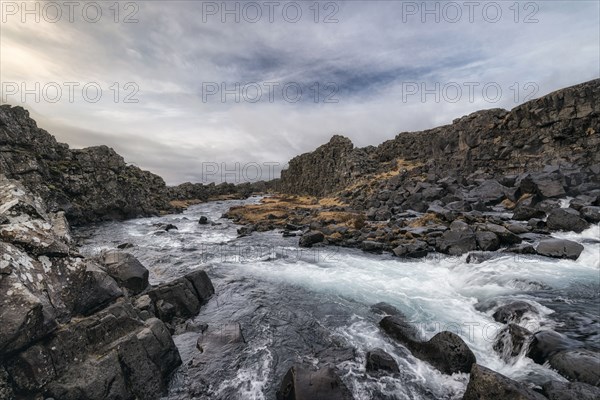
[0,175,215,399]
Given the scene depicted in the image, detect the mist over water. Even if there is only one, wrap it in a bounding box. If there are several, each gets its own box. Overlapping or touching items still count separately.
[76,197,600,400]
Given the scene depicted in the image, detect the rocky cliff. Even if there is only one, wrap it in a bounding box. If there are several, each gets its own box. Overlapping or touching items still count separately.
[0,175,215,399]
[0,105,269,225]
[279,79,600,197]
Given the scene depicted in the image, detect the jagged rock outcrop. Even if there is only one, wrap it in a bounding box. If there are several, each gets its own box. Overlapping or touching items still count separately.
[0,175,214,399]
[279,135,379,196]
[279,79,600,197]
[0,105,172,225]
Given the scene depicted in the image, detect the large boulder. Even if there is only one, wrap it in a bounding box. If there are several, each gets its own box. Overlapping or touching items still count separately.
[542,380,600,400]
[482,223,522,245]
[436,221,477,255]
[468,180,507,205]
[536,239,584,260]
[492,301,537,324]
[366,348,400,373]
[196,323,245,354]
[546,208,590,233]
[299,231,325,248]
[392,240,429,258]
[276,365,353,400]
[518,173,566,199]
[380,316,476,374]
[549,349,600,386]
[463,364,548,400]
[527,330,580,365]
[476,231,500,251]
[580,206,600,223]
[493,324,532,360]
[99,250,150,294]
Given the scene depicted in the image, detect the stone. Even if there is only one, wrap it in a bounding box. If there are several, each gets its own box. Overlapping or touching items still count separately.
[492,301,537,324]
[196,323,245,354]
[542,380,600,400]
[299,231,325,247]
[493,324,532,360]
[476,231,500,251]
[513,206,546,221]
[371,302,402,316]
[463,364,548,400]
[392,240,429,258]
[527,330,580,365]
[99,250,149,294]
[549,349,600,386]
[361,240,384,253]
[366,348,400,373]
[546,208,590,233]
[436,222,477,255]
[275,365,353,400]
[146,278,201,323]
[536,239,584,260]
[414,331,477,374]
[468,180,507,205]
[580,206,600,223]
[381,317,476,374]
[483,223,522,245]
[184,269,215,304]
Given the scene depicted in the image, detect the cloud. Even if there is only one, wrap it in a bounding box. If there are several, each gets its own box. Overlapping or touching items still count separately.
[1,0,598,185]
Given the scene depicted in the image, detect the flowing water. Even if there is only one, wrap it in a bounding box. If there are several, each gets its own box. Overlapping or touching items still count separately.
[75,197,600,400]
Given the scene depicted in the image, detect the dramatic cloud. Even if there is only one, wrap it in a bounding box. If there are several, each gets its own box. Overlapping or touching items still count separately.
[1,0,598,184]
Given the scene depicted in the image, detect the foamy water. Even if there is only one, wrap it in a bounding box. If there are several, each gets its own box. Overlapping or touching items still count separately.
[76,197,600,399]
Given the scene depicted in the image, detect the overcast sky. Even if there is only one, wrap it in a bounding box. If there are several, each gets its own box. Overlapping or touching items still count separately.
[1,0,599,185]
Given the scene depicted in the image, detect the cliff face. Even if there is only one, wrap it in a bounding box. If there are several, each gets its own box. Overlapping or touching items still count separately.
[0,105,171,225]
[279,79,600,196]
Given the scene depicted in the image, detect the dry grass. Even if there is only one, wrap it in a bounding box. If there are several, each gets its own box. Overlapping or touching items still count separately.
[408,213,443,228]
[170,199,203,208]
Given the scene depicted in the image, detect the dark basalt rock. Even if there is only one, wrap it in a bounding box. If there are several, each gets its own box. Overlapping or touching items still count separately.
[371,302,402,316]
[580,206,600,223]
[366,348,400,373]
[536,239,584,260]
[527,330,581,365]
[299,230,325,247]
[392,240,429,258]
[549,349,600,386]
[462,364,548,400]
[196,323,245,354]
[492,301,537,324]
[513,206,547,221]
[436,221,477,255]
[99,250,150,295]
[276,365,353,400]
[542,380,600,400]
[546,208,590,233]
[476,231,500,251]
[380,316,476,374]
[493,324,532,360]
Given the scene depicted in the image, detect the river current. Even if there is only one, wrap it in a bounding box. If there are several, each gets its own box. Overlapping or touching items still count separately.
[75,197,600,400]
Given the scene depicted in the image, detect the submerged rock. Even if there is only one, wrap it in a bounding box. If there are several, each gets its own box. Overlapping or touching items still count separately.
[276,365,353,400]
[380,316,476,374]
[366,348,400,373]
[492,301,537,324]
